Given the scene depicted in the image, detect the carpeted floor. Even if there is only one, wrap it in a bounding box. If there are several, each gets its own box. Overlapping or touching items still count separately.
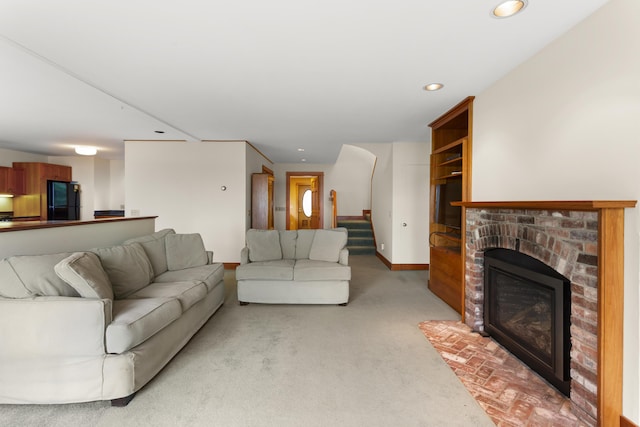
[419,320,587,427]
[0,255,495,427]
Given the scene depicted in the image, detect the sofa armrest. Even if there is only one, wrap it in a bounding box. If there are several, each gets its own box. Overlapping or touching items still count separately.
[0,296,112,357]
[240,247,249,265]
[339,248,349,265]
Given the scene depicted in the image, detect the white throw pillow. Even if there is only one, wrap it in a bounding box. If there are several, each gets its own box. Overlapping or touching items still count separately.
[91,243,154,299]
[165,233,209,271]
[4,252,79,297]
[247,229,282,262]
[308,229,347,263]
[55,252,114,300]
[124,228,175,276]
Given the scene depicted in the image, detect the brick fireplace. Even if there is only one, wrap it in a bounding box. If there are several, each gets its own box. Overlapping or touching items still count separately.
[457,201,635,427]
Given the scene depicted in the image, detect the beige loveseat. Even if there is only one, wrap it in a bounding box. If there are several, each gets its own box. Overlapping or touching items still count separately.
[0,229,224,406]
[236,228,350,305]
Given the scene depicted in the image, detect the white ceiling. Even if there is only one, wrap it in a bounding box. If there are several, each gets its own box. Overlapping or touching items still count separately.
[0,0,609,163]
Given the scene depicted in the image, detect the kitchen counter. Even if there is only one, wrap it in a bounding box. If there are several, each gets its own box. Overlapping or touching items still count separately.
[0,216,156,233]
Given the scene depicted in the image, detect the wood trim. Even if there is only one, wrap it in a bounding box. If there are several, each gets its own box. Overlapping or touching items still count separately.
[223,262,239,270]
[428,96,476,128]
[0,216,158,233]
[621,415,638,427]
[374,252,429,271]
[456,200,637,210]
[598,208,624,427]
[262,165,274,175]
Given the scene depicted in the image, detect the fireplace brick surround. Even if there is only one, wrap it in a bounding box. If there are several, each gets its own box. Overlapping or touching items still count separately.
[457,201,635,427]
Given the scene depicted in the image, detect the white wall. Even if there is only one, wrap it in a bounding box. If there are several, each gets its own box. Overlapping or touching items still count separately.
[125,140,247,263]
[473,0,639,421]
[109,159,125,209]
[93,157,110,210]
[0,148,47,166]
[331,145,376,216]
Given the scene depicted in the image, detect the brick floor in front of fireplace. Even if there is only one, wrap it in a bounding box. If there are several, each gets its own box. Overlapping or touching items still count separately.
[419,320,589,427]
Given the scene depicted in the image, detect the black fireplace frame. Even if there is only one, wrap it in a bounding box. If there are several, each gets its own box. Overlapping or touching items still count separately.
[484,248,571,396]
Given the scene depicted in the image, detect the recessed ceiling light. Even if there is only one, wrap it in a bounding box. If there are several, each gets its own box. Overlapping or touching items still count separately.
[301,158,307,162]
[297,148,305,152]
[492,0,527,18]
[75,146,97,156]
[423,83,443,91]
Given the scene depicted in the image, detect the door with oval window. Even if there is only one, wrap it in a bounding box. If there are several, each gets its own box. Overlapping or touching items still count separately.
[297,184,312,229]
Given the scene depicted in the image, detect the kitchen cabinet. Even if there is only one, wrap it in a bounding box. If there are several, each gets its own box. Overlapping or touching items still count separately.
[12,162,73,220]
[0,166,26,195]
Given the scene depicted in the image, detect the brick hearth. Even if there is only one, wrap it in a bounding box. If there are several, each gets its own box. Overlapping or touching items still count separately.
[463,207,600,426]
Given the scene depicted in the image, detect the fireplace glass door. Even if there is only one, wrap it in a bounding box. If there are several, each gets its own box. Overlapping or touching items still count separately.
[484,248,571,396]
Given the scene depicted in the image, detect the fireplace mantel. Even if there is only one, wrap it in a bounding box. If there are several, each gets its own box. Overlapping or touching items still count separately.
[458,199,636,426]
[454,200,637,210]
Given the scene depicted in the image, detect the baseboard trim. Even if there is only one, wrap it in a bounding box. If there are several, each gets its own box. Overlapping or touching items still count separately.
[375,252,429,271]
[621,415,638,427]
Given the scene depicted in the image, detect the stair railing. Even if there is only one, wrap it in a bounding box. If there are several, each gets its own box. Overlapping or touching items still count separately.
[330,189,337,228]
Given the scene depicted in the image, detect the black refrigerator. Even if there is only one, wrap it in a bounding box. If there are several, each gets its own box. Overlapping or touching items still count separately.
[47,180,80,220]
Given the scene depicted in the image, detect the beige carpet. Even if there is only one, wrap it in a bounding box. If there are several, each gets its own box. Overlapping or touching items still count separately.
[0,255,494,427]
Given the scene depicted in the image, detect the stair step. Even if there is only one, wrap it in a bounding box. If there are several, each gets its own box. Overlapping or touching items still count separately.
[348,236,374,246]
[348,229,373,238]
[338,220,372,230]
[348,245,377,255]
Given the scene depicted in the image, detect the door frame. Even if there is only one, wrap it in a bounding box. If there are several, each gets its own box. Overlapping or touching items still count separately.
[285,172,324,230]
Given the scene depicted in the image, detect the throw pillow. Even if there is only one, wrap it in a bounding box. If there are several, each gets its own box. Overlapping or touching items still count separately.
[124,228,175,276]
[54,252,114,300]
[165,233,209,271]
[279,230,297,259]
[247,229,282,262]
[91,243,154,299]
[5,252,79,297]
[295,229,316,259]
[308,229,347,263]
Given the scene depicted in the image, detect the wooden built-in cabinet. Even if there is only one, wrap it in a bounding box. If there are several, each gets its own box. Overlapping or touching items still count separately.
[0,166,26,195]
[428,96,474,315]
[251,173,274,229]
[12,162,72,220]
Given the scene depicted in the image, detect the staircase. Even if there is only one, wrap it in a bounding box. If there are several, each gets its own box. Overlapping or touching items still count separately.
[338,218,376,255]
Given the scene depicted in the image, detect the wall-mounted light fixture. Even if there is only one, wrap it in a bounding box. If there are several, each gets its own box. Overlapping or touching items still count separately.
[75,146,98,156]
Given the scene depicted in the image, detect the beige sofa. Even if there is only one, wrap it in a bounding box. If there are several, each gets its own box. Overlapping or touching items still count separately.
[0,229,225,406]
[236,228,350,305]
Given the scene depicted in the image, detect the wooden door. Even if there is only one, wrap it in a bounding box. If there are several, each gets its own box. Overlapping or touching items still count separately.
[251,173,274,229]
[297,184,312,229]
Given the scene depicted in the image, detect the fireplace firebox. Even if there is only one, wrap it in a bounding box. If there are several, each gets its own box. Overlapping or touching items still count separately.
[484,248,571,396]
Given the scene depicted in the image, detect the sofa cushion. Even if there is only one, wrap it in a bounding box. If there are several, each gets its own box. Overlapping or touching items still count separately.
[106,297,182,354]
[91,243,154,299]
[124,228,175,276]
[293,259,352,281]
[295,230,316,259]
[54,252,114,300]
[155,263,224,292]
[0,258,32,298]
[279,230,297,259]
[1,253,79,297]
[309,229,348,263]
[165,233,209,271]
[247,229,282,262]
[127,281,207,312]
[235,259,295,280]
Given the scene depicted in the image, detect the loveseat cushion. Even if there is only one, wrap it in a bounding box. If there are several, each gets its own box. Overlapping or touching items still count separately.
[294,230,315,259]
[106,297,182,354]
[127,281,207,312]
[247,229,282,262]
[293,259,352,281]
[235,259,295,280]
[124,228,175,276]
[165,233,209,271]
[91,243,154,299]
[54,252,114,300]
[155,263,224,292]
[279,230,297,259]
[0,253,78,298]
[309,229,348,263]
